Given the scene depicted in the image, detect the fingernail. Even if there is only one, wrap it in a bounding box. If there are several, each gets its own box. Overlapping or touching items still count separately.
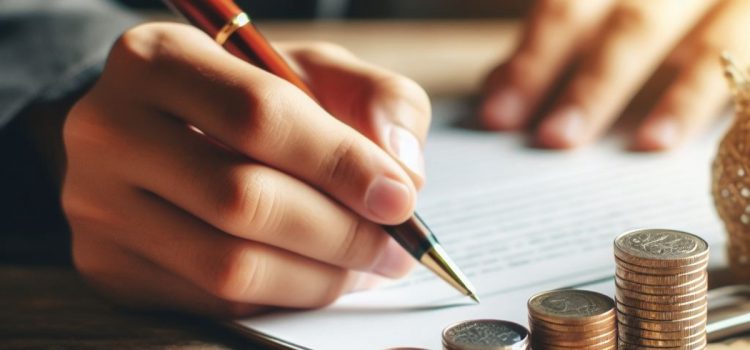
[365,176,412,222]
[537,106,586,148]
[372,238,414,278]
[388,125,425,179]
[483,88,525,129]
[637,116,679,150]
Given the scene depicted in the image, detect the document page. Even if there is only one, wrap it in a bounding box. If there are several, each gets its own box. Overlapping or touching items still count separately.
[235,99,728,349]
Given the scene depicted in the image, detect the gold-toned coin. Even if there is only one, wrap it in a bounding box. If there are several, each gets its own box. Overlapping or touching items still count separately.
[531,330,616,347]
[615,266,705,286]
[527,290,615,325]
[617,341,706,350]
[615,294,706,312]
[532,335,616,350]
[531,342,616,350]
[527,315,615,333]
[528,325,615,342]
[614,256,708,276]
[615,285,707,304]
[618,330,705,348]
[615,274,706,295]
[616,301,706,321]
[614,229,709,267]
[616,309,707,332]
[617,321,705,340]
[618,336,706,350]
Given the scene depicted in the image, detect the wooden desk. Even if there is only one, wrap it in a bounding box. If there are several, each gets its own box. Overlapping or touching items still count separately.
[4,20,749,349]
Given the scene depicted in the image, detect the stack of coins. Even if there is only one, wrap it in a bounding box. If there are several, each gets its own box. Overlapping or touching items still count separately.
[442,319,529,350]
[527,289,616,349]
[614,228,709,349]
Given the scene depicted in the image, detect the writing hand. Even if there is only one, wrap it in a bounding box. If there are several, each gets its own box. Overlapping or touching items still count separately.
[63,23,430,316]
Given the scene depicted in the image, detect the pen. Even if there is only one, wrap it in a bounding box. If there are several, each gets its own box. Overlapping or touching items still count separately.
[162,0,479,303]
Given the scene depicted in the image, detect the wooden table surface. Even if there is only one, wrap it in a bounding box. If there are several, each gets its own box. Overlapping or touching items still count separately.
[4,20,750,349]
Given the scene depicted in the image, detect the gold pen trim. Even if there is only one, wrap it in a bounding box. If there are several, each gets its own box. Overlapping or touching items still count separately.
[215,12,251,45]
[420,245,480,303]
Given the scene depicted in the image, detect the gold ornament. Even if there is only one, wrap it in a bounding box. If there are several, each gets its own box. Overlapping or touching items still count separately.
[712,53,750,280]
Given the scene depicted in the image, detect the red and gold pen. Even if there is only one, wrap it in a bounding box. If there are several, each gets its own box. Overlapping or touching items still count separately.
[162,0,478,303]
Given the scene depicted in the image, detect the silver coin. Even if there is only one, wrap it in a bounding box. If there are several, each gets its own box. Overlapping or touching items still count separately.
[442,319,529,350]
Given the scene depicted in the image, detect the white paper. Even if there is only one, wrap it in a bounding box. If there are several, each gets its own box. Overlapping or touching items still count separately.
[235,99,729,350]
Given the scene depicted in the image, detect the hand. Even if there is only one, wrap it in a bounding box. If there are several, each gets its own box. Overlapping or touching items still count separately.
[62,23,430,317]
[481,0,750,150]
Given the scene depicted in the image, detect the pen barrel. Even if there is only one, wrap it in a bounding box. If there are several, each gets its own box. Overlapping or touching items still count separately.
[383,213,440,259]
[163,0,312,96]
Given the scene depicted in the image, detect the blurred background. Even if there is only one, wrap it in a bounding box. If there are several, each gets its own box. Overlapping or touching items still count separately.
[119,0,528,19]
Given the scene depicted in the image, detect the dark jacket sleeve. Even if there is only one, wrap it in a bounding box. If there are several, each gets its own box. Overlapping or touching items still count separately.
[0,0,139,264]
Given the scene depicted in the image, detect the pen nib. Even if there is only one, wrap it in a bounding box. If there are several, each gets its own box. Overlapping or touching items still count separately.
[420,245,480,303]
[469,292,481,304]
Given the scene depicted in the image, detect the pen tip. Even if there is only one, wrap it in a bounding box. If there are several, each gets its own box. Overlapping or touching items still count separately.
[469,293,481,304]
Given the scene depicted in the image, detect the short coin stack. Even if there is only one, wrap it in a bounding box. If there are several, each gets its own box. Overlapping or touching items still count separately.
[614,228,709,349]
[442,319,529,350]
[527,289,616,349]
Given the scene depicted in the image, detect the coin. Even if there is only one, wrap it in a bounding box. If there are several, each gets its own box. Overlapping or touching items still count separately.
[615,274,706,295]
[617,321,706,339]
[535,344,615,350]
[527,290,615,325]
[615,294,706,312]
[618,339,706,350]
[618,329,705,348]
[528,324,614,342]
[527,314,615,333]
[614,229,709,267]
[530,330,615,347]
[442,319,529,350]
[615,284,707,304]
[617,308,707,332]
[618,335,707,350]
[527,289,616,350]
[615,266,706,286]
[614,256,708,276]
[616,300,706,321]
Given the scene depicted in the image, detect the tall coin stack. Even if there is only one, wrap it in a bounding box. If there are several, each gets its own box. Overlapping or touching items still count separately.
[527,289,616,349]
[614,229,709,349]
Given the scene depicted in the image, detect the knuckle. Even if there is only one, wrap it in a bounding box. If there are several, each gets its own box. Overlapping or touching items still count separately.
[111,23,169,70]
[319,136,360,188]
[210,245,265,302]
[63,96,96,143]
[233,82,294,150]
[108,23,202,77]
[216,167,276,234]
